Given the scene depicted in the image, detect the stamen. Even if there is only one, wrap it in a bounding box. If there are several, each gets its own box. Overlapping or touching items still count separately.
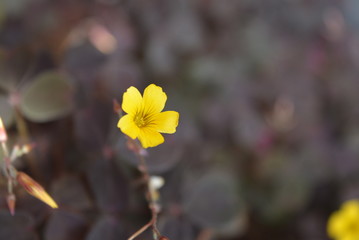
[134,114,146,127]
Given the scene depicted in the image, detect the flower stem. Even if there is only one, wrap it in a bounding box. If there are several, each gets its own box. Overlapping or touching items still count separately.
[128,145,162,240]
[1,141,10,177]
[1,141,9,158]
[14,108,39,179]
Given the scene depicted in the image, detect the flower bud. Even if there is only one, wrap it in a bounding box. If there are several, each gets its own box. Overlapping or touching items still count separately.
[7,194,16,216]
[149,176,164,201]
[17,172,58,209]
[21,143,34,155]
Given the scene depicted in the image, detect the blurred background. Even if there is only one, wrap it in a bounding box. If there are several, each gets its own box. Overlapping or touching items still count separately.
[0,0,358,239]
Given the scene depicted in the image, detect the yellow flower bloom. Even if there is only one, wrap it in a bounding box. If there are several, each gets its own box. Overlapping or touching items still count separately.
[328,200,359,240]
[117,84,179,148]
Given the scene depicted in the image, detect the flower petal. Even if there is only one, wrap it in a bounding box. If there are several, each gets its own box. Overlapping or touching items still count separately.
[122,86,143,115]
[138,127,164,148]
[143,84,167,114]
[327,211,346,238]
[154,111,179,133]
[117,114,140,139]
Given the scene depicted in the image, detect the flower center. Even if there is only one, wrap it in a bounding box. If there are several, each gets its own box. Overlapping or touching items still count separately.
[134,114,146,128]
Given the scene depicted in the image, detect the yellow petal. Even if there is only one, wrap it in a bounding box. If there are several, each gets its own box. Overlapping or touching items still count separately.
[122,86,143,115]
[328,211,346,238]
[154,111,179,133]
[342,234,358,240]
[138,127,164,148]
[17,172,58,208]
[143,84,167,114]
[117,114,140,139]
[342,200,359,214]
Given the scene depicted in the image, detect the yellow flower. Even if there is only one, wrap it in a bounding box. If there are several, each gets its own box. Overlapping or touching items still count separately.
[117,84,179,148]
[328,200,359,240]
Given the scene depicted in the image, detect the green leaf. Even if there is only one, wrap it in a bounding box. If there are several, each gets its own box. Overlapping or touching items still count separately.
[19,71,73,122]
